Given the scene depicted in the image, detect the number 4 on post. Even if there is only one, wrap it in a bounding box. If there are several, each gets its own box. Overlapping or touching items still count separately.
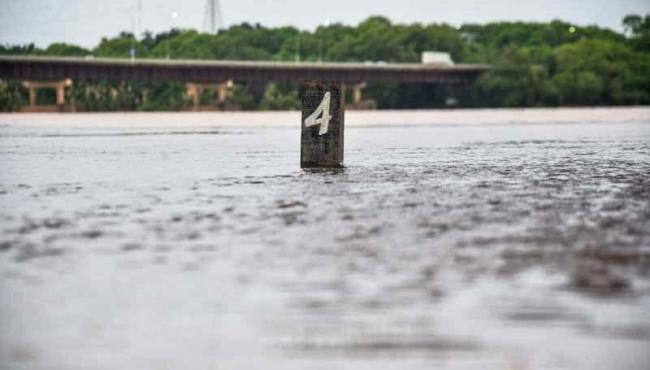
[300,80,344,169]
[304,91,332,135]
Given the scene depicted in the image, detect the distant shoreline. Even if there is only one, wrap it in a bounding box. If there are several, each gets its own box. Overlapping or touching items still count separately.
[1,107,649,128]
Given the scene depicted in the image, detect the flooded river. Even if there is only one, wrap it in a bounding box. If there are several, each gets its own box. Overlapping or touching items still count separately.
[1,108,649,370]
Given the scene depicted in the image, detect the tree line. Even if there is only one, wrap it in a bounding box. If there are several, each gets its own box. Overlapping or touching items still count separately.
[1,14,649,111]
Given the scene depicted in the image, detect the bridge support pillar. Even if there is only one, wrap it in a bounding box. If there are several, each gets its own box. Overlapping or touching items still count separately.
[186,83,202,111]
[56,83,66,106]
[22,79,72,112]
[186,81,233,111]
[352,82,366,105]
[217,81,231,103]
[347,82,376,110]
[28,86,37,107]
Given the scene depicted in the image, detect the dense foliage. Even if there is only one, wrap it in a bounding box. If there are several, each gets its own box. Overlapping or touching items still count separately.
[1,15,649,110]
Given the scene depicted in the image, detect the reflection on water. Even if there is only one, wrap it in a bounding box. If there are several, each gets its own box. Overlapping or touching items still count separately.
[0,109,649,370]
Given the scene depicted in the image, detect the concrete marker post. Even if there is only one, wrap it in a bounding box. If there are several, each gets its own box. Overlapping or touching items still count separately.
[300,80,345,168]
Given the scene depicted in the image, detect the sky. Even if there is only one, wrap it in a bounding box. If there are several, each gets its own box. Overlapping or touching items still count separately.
[0,0,648,48]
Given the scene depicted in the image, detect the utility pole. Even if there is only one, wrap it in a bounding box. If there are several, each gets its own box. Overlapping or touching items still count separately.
[203,0,223,34]
[137,0,142,35]
[295,36,301,63]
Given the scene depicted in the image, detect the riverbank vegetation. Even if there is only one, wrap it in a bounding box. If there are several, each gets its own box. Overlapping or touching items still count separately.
[1,14,649,111]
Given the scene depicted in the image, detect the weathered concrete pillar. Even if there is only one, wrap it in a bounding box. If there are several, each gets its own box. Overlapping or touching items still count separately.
[300,81,345,168]
[55,83,65,106]
[62,79,73,111]
[186,83,201,111]
[217,80,233,103]
[28,86,37,108]
[351,82,366,105]
[22,79,71,111]
[187,81,233,110]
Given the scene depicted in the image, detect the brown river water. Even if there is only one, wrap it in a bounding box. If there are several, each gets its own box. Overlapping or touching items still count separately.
[1,108,649,370]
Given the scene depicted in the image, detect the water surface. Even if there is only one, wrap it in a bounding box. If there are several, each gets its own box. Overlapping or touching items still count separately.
[1,108,649,370]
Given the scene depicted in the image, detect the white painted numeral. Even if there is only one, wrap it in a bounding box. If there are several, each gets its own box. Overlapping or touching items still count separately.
[304,91,332,135]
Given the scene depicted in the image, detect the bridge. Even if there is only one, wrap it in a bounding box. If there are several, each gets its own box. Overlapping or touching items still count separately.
[0,55,489,111]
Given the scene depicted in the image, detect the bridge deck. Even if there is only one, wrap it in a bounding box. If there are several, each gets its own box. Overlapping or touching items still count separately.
[0,55,489,84]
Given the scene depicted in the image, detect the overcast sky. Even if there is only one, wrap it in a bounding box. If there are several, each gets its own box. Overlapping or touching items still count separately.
[1,0,648,48]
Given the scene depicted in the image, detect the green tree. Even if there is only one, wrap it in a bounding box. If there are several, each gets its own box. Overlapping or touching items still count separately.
[94,32,145,58]
[44,43,90,56]
[149,30,217,59]
[0,43,41,55]
[623,14,650,51]
[260,83,298,110]
[0,80,26,111]
[140,82,188,111]
[553,39,648,105]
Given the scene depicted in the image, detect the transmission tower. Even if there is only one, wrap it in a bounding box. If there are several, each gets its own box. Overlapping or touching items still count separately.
[203,0,223,34]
